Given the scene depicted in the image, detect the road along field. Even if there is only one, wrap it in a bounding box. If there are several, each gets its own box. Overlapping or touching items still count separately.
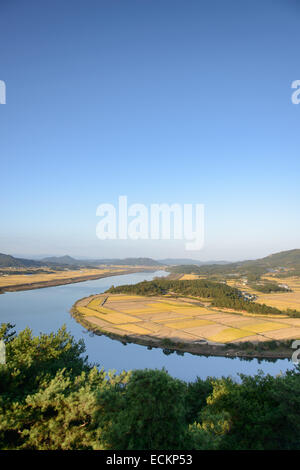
[72,294,300,357]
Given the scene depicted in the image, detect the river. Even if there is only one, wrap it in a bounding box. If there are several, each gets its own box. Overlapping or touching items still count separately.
[0,270,295,382]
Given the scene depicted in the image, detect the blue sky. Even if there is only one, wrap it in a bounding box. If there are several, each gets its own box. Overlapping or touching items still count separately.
[0,0,299,261]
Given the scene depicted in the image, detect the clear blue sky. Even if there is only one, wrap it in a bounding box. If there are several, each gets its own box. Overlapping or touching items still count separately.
[0,0,299,261]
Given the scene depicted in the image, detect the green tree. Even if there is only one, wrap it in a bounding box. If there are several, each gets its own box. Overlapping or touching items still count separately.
[194,369,300,450]
[99,368,188,450]
[185,376,213,424]
[2,323,300,450]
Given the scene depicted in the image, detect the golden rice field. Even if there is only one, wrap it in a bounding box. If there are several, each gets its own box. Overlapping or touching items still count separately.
[0,267,128,288]
[254,277,300,311]
[76,293,300,344]
[179,274,201,280]
[219,276,300,312]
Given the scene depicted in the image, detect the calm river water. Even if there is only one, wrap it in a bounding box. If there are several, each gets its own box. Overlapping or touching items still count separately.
[0,270,295,382]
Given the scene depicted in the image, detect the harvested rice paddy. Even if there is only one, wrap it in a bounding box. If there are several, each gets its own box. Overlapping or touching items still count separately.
[227,276,300,312]
[75,293,300,344]
[255,277,300,311]
[179,274,202,280]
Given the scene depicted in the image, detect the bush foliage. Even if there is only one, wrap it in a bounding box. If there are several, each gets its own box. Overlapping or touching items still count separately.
[1,324,300,450]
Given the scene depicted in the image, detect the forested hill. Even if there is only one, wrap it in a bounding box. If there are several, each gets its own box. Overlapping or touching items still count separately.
[0,253,42,268]
[2,249,299,272]
[42,256,162,267]
[169,249,300,279]
[42,255,78,265]
[0,253,162,268]
[106,278,287,316]
[260,249,300,267]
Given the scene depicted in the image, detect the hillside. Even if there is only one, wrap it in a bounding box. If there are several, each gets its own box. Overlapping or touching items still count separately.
[169,249,300,279]
[0,253,42,268]
[42,255,79,265]
[41,256,162,267]
[2,249,299,272]
[260,249,300,267]
[0,253,162,269]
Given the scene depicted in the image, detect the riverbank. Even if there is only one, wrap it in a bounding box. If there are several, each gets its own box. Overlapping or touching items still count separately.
[71,293,294,360]
[0,267,160,294]
[0,269,293,381]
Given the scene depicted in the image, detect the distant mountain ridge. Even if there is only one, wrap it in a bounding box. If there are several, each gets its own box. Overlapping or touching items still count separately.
[259,249,300,267]
[1,249,300,271]
[40,256,229,266]
[41,256,162,267]
[0,253,162,268]
[42,255,80,265]
[158,258,230,266]
[0,253,42,268]
[169,249,300,277]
